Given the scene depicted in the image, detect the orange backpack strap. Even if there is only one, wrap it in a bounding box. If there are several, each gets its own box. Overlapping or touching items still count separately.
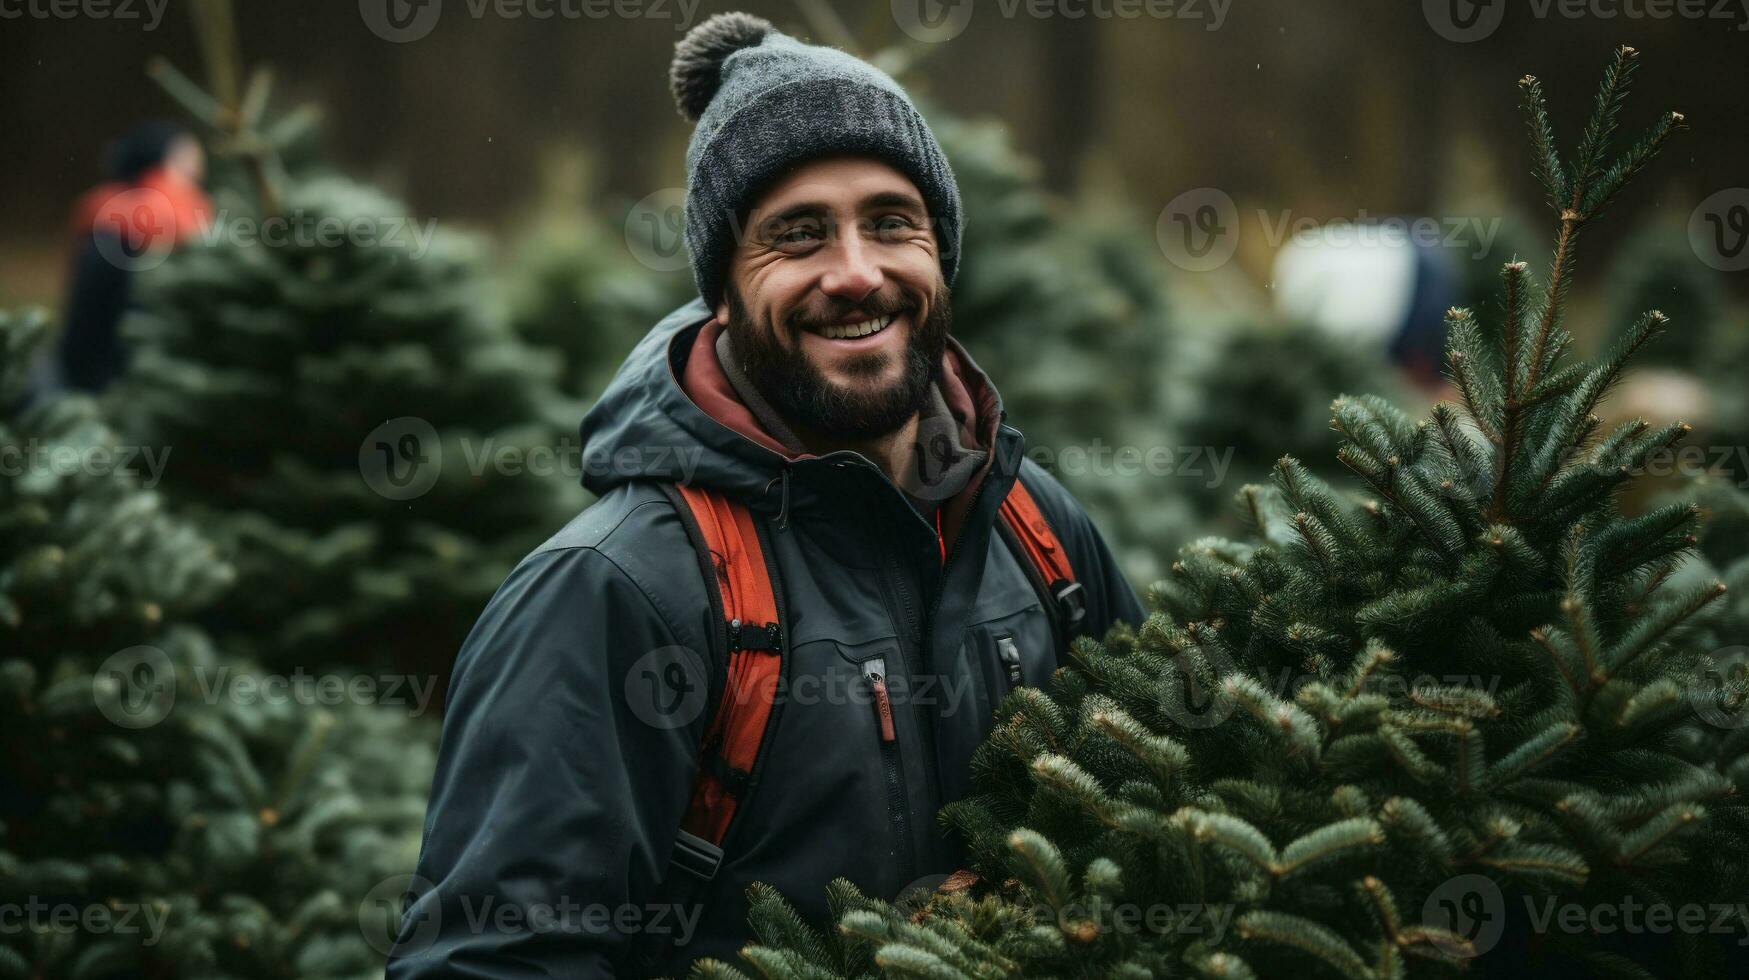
[996,475,1088,645]
[659,483,786,882]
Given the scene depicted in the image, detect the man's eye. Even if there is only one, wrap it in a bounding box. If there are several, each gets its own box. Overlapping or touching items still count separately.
[873,215,916,236]
[773,224,823,246]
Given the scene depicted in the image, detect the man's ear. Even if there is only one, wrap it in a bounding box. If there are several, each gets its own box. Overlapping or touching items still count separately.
[714,299,730,325]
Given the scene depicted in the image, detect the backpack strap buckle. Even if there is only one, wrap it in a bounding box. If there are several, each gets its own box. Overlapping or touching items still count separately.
[726,618,783,652]
[1051,578,1087,633]
[670,829,725,881]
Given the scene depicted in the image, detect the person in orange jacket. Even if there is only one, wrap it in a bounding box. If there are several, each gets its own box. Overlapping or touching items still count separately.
[55,120,212,392]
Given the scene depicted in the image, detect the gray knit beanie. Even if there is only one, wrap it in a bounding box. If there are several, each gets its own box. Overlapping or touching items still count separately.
[669,12,963,310]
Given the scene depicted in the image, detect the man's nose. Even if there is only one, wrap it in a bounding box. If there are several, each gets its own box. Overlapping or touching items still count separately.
[818,226,884,300]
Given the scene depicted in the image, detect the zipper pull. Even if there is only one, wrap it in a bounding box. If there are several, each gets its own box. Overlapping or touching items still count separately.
[862,657,896,742]
[997,636,1022,685]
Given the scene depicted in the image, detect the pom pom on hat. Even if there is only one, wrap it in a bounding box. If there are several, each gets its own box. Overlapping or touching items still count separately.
[669,12,774,122]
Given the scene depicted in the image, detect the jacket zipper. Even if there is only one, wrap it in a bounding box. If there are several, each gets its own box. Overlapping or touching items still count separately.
[834,439,1011,877]
[860,655,909,869]
[863,657,898,742]
[868,497,922,882]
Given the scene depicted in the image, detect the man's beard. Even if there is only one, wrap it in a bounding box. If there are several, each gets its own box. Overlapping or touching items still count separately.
[725,281,953,442]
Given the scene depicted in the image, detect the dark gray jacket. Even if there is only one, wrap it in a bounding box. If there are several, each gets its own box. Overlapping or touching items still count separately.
[389,298,1146,977]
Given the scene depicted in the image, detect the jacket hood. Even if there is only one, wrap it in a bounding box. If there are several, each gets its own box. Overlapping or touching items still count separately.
[577,297,1018,551]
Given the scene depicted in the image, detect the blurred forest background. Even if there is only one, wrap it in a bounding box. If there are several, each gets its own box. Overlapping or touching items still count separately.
[2,0,1747,976]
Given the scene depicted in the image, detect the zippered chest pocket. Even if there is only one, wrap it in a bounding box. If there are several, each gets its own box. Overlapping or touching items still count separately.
[994,635,1022,688]
[963,603,1057,717]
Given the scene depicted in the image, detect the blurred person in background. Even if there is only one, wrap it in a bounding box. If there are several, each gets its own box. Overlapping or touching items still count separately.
[49,119,211,394]
[1272,219,1461,391]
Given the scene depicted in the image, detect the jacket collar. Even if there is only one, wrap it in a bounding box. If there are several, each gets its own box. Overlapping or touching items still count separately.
[674,311,1013,556]
[707,324,990,521]
[577,297,1022,561]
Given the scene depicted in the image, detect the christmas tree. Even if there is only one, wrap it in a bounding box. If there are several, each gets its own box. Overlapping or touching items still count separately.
[500,145,695,404]
[930,111,1184,584]
[1601,219,1749,489]
[109,170,585,682]
[691,49,1748,980]
[1604,218,1727,372]
[0,309,434,978]
[1161,318,1415,543]
[106,19,585,684]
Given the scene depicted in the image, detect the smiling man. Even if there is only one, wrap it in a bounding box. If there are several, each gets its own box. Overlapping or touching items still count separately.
[390,12,1145,977]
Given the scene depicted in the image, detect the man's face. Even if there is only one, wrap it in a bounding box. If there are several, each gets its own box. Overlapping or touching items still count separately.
[717,156,952,442]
